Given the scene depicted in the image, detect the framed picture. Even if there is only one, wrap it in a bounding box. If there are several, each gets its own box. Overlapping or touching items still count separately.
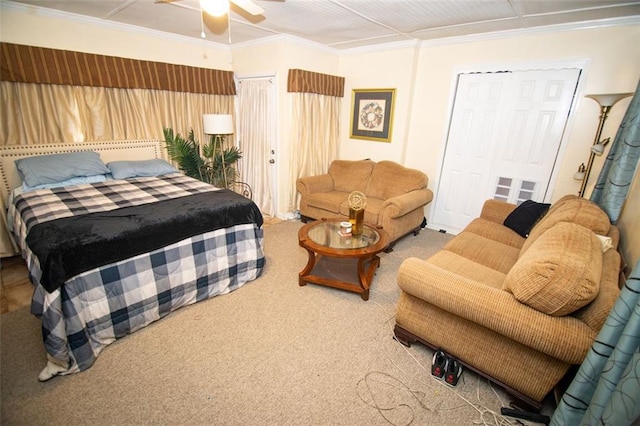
[350,88,396,142]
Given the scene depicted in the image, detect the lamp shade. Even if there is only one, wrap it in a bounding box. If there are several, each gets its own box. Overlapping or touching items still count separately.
[585,93,633,107]
[203,114,234,135]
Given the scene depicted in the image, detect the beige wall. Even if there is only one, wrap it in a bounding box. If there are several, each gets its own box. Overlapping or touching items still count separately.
[339,44,421,164]
[338,26,639,212]
[1,5,639,249]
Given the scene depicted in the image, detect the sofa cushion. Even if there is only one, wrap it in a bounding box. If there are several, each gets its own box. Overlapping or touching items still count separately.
[463,218,525,249]
[365,161,427,200]
[504,222,602,316]
[428,250,506,289]
[520,197,610,256]
[503,200,551,238]
[306,191,350,213]
[329,160,375,193]
[444,232,521,274]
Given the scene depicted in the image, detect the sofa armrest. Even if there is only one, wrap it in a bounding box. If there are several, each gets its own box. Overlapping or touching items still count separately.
[381,189,434,218]
[479,199,518,224]
[296,174,334,195]
[397,257,595,364]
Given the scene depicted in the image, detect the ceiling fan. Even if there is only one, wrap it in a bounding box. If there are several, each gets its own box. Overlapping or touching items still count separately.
[158,0,265,17]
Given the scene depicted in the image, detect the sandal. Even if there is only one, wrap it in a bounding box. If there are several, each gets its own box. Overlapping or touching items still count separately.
[431,349,448,379]
[444,356,463,386]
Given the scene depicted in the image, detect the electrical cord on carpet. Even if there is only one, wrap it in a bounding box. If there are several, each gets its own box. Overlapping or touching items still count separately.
[354,307,523,426]
[356,371,434,426]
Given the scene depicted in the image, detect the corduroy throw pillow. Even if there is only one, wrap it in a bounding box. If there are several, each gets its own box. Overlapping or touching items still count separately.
[503,222,602,316]
[519,197,610,256]
[329,159,375,193]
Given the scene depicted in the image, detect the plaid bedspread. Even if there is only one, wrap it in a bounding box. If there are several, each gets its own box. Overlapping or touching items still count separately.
[10,174,265,377]
[12,172,218,243]
[11,173,219,286]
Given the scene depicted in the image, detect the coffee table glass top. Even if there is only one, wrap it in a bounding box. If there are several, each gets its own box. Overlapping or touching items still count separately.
[307,221,380,250]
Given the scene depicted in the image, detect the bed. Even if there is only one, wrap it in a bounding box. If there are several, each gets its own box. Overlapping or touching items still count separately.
[0,140,265,380]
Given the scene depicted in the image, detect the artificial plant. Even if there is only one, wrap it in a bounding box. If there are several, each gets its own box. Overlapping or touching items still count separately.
[163,127,242,188]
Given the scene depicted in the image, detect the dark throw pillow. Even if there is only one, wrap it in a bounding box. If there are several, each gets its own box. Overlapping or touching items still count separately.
[503,200,551,238]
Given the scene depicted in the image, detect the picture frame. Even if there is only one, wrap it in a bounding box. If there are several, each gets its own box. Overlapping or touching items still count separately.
[349,88,396,142]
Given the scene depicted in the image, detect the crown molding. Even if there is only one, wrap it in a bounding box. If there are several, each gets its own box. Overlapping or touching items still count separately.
[336,15,640,54]
[417,15,640,48]
[231,33,338,55]
[337,39,420,55]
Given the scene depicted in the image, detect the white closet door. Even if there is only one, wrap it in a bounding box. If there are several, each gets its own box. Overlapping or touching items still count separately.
[431,69,580,233]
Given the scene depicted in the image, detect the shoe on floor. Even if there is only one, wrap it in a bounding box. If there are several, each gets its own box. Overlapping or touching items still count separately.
[431,349,448,379]
[444,356,463,386]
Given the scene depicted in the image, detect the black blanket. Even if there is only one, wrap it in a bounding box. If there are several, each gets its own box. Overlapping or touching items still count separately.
[26,189,263,293]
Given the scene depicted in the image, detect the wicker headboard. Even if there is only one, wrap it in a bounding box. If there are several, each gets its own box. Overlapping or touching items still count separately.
[0,139,164,204]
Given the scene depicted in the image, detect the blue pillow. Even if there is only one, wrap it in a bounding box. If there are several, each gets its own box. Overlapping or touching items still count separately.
[22,174,108,192]
[15,151,110,188]
[107,159,177,180]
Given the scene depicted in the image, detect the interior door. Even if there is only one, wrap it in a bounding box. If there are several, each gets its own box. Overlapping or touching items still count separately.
[431,69,580,233]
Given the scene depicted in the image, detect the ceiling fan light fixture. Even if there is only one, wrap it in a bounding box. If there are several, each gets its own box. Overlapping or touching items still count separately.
[200,0,229,17]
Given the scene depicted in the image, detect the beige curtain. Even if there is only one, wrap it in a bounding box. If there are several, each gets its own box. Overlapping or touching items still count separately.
[285,69,344,213]
[287,92,340,211]
[237,78,274,217]
[0,82,234,146]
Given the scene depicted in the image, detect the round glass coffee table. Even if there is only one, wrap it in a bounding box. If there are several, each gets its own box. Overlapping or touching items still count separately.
[298,218,390,301]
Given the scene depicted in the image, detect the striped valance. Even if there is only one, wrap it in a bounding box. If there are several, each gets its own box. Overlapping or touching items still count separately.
[287,69,345,97]
[0,43,236,95]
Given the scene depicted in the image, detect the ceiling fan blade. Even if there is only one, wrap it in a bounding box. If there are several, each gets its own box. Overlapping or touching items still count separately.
[231,0,265,16]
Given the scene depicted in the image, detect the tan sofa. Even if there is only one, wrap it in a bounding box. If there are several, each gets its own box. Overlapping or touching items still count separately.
[296,160,433,247]
[394,195,621,408]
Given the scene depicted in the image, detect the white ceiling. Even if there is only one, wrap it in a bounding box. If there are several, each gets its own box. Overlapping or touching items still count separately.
[5,0,640,50]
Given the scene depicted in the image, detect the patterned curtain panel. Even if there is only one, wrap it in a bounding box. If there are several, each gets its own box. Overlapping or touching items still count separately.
[590,80,640,223]
[0,43,236,95]
[550,260,640,426]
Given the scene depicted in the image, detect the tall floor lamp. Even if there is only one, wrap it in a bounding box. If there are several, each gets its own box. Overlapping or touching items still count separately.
[203,113,234,188]
[574,93,632,197]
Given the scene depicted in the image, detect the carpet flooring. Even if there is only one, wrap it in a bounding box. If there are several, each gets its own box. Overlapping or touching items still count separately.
[1,220,540,425]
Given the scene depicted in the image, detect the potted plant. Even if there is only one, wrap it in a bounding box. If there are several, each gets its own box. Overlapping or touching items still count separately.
[163,127,242,189]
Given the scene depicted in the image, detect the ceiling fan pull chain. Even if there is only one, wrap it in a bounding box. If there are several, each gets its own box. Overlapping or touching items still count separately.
[201,8,206,38]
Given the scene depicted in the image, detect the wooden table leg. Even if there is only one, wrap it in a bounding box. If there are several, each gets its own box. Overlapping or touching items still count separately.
[357,255,381,301]
[298,247,316,286]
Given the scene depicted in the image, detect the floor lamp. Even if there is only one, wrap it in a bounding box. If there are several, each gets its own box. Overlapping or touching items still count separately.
[203,113,234,188]
[574,92,632,197]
